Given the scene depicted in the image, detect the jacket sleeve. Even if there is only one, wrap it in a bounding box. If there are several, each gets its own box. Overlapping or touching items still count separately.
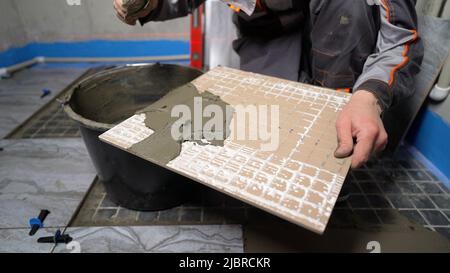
[353,0,424,111]
[139,0,205,23]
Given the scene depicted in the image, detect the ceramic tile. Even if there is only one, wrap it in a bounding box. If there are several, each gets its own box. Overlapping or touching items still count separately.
[0,138,96,228]
[0,228,57,253]
[399,210,427,225]
[409,195,436,209]
[101,66,352,234]
[386,194,414,209]
[53,225,243,253]
[430,195,450,209]
[420,210,449,226]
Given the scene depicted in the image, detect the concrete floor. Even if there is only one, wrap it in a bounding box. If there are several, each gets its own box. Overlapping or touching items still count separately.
[0,65,449,253]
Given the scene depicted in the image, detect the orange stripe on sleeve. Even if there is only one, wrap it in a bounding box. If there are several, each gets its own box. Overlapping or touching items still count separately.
[388,29,418,86]
[381,0,391,23]
[381,0,418,87]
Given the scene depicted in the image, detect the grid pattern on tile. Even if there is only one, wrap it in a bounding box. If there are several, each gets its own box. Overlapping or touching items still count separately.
[167,141,345,233]
[70,145,450,241]
[6,67,107,139]
[101,66,352,234]
[172,67,352,233]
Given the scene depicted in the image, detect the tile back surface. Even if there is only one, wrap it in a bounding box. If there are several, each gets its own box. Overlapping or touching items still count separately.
[100,67,352,234]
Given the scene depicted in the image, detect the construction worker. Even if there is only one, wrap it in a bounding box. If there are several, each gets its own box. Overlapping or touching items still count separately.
[113,0,424,172]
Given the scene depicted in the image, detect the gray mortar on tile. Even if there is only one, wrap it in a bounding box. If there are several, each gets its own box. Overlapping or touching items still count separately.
[131,83,233,165]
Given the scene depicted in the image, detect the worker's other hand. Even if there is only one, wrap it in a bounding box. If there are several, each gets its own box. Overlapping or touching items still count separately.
[334,90,388,169]
[113,0,157,25]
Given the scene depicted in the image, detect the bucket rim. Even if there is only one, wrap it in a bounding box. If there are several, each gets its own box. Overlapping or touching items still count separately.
[62,63,204,132]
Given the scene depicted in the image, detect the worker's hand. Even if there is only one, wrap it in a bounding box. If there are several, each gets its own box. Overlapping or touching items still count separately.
[334,90,388,169]
[113,0,158,25]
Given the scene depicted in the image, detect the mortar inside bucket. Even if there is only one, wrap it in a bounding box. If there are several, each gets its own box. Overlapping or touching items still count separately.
[63,64,203,211]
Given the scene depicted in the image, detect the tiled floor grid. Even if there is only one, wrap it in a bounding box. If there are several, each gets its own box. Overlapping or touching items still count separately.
[71,145,450,240]
[71,177,252,226]
[5,67,106,139]
[18,106,81,138]
[338,151,450,238]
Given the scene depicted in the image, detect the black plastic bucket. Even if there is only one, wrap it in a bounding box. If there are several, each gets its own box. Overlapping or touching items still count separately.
[63,64,203,211]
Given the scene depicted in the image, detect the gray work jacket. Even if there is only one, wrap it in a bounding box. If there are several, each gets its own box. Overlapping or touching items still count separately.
[140,0,424,111]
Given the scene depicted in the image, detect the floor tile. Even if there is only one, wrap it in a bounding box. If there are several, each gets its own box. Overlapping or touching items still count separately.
[180,209,202,222]
[0,67,86,138]
[328,210,356,228]
[116,208,138,221]
[0,228,57,253]
[358,182,382,194]
[442,210,450,219]
[425,171,439,181]
[334,200,350,209]
[94,209,118,222]
[386,195,414,209]
[366,195,392,209]
[347,182,362,194]
[352,210,380,225]
[438,184,450,194]
[429,195,450,210]
[390,169,410,181]
[397,182,423,194]
[378,182,402,194]
[416,183,445,194]
[399,210,427,225]
[99,195,118,208]
[420,210,449,226]
[158,208,181,222]
[408,170,432,181]
[351,170,372,181]
[0,139,96,228]
[397,160,418,170]
[370,170,392,181]
[348,195,370,208]
[380,159,402,169]
[222,209,247,224]
[203,208,227,223]
[408,195,436,209]
[52,225,243,253]
[375,210,403,225]
[434,228,450,241]
[137,211,160,222]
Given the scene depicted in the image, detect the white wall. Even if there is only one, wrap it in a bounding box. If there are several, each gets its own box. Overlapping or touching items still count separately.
[0,0,190,52]
[14,0,190,42]
[0,0,27,51]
